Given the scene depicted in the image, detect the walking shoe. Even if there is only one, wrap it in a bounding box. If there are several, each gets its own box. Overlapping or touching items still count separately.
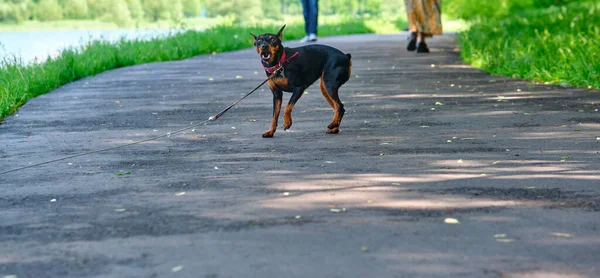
[407,32,417,51]
[417,42,430,53]
[301,34,318,43]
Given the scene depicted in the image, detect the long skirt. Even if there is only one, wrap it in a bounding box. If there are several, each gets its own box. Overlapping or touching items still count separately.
[404,0,443,36]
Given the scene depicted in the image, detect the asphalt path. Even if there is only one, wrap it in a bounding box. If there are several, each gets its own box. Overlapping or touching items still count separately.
[1,33,599,278]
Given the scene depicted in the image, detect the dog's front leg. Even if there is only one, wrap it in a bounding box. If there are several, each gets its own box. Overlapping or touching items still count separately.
[283,87,305,130]
[263,87,283,138]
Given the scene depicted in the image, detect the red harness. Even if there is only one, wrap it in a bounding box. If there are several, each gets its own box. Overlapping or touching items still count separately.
[262,51,287,74]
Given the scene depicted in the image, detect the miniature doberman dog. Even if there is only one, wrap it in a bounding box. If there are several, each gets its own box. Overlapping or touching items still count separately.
[251,25,352,138]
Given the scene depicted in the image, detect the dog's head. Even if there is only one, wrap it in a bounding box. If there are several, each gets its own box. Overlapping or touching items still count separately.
[251,25,285,66]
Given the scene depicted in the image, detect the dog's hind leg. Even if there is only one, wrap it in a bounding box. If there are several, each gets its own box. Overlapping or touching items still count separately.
[326,88,344,134]
[319,78,342,133]
[319,75,335,108]
[322,69,347,134]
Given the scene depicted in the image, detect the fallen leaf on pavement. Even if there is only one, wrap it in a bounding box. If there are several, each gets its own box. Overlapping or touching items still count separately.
[172,265,184,272]
[551,233,572,238]
[444,218,460,224]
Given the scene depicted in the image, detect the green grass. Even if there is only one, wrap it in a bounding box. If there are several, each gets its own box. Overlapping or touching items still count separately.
[1,18,406,122]
[458,1,600,89]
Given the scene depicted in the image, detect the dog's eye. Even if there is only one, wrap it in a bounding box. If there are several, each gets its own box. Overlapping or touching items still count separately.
[270,38,277,43]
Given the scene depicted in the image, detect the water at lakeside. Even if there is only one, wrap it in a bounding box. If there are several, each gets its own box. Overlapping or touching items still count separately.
[0,29,183,64]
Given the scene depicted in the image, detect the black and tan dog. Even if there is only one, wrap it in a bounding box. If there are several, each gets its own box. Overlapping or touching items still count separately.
[251,25,352,138]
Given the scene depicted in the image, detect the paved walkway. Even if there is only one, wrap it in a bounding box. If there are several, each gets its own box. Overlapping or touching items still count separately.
[1,33,599,278]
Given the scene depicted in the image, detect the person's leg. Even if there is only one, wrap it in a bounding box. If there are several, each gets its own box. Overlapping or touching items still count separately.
[405,0,418,51]
[300,0,310,35]
[308,0,318,39]
[417,33,430,53]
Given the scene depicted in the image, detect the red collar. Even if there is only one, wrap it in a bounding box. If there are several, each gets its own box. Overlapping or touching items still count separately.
[262,51,287,74]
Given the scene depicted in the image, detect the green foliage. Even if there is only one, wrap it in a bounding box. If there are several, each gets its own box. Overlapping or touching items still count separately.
[86,0,110,19]
[125,0,145,21]
[142,0,182,22]
[62,0,89,19]
[458,1,600,88]
[445,0,580,20]
[204,0,261,21]
[0,1,30,23]
[104,0,133,27]
[0,19,374,122]
[34,0,64,21]
[182,0,202,17]
[261,0,283,20]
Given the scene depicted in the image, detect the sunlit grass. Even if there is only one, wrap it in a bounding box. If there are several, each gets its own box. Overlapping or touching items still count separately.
[458,1,600,89]
[1,18,400,122]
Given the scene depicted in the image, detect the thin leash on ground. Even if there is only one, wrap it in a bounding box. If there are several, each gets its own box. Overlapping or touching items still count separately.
[0,53,300,176]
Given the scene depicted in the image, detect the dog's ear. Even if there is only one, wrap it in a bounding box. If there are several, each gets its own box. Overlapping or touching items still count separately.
[276,24,286,41]
[250,33,257,43]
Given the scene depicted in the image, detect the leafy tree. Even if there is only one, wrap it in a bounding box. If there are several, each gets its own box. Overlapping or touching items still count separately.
[261,0,282,19]
[321,0,356,15]
[182,0,201,17]
[86,0,111,19]
[34,0,64,21]
[142,0,182,21]
[126,0,145,21]
[380,1,405,17]
[204,0,261,20]
[62,0,89,19]
[0,2,29,23]
[105,0,132,26]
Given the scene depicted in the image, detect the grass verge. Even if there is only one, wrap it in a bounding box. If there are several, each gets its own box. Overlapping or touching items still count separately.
[458,1,599,89]
[1,18,406,123]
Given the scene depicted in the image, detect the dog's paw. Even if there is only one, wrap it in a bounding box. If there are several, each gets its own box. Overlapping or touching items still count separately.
[262,130,275,138]
[326,127,339,134]
[283,118,292,130]
[327,121,340,130]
